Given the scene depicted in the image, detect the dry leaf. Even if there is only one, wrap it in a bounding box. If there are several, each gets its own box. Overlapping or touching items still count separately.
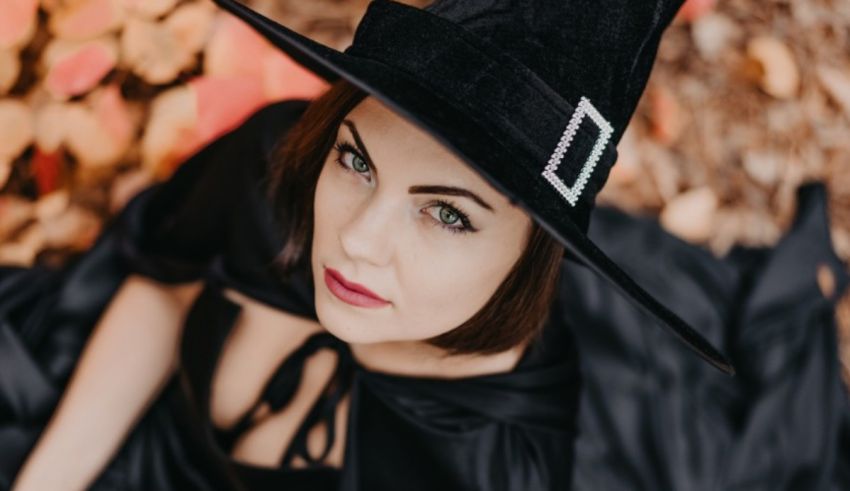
[0,157,11,190]
[121,0,177,19]
[691,12,740,60]
[648,85,687,145]
[746,36,800,99]
[0,46,21,94]
[141,84,197,173]
[609,125,641,186]
[89,84,135,152]
[64,103,121,168]
[643,143,682,203]
[817,262,836,299]
[43,37,119,99]
[203,13,268,79]
[31,147,64,195]
[34,102,69,152]
[262,49,329,101]
[817,65,850,118]
[674,0,716,24]
[0,0,38,50]
[120,16,195,84]
[660,186,718,243]
[41,205,102,250]
[743,149,785,187]
[0,223,45,266]
[164,1,216,56]
[0,99,34,163]
[49,0,126,40]
[0,195,34,240]
[34,190,69,221]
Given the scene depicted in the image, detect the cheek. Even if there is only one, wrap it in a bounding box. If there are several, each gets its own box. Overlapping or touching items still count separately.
[313,162,354,251]
[392,244,515,341]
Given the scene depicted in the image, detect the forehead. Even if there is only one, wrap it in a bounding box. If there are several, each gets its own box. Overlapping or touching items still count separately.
[344,96,505,195]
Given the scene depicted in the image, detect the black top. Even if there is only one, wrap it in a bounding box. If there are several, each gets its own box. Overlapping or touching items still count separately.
[1,100,848,491]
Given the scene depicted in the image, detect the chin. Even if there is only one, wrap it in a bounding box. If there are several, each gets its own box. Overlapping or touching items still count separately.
[314,296,380,344]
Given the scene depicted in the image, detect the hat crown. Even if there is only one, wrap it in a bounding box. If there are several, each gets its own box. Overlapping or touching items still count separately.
[422,0,685,146]
[342,0,684,231]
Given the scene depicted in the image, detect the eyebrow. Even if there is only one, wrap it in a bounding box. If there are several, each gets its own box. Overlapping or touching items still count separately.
[341,119,494,213]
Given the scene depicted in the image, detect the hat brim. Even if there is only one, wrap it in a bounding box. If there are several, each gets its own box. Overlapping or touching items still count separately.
[211,0,735,376]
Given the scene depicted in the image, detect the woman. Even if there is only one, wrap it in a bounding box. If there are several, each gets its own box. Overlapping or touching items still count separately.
[2,0,848,490]
[7,84,579,490]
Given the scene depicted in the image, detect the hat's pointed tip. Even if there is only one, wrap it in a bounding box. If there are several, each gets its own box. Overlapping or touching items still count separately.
[710,355,736,376]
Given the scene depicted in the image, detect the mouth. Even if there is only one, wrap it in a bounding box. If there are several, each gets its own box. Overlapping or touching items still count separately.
[324,266,390,308]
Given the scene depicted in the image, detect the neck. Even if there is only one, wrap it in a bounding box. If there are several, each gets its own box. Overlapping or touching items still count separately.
[348,338,527,379]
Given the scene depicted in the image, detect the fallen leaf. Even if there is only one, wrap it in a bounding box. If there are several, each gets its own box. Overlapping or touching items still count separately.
[49,0,126,40]
[0,223,44,266]
[203,13,268,79]
[674,0,716,24]
[0,0,38,50]
[63,102,124,168]
[0,99,34,163]
[691,12,740,60]
[263,49,329,101]
[609,125,641,186]
[746,36,800,99]
[743,149,784,187]
[817,262,836,299]
[141,84,197,174]
[34,190,69,221]
[647,85,687,145]
[0,46,21,94]
[191,75,267,145]
[43,37,119,99]
[660,186,718,243]
[33,102,69,152]
[0,157,11,190]
[120,0,177,19]
[817,65,850,117]
[90,84,135,151]
[41,205,102,250]
[120,16,195,84]
[31,147,65,195]
[164,1,216,56]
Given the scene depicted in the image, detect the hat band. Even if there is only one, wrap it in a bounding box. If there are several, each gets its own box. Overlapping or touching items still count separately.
[343,0,619,211]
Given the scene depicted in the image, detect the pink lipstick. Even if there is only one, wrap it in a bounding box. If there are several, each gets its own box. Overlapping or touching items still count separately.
[324,267,390,308]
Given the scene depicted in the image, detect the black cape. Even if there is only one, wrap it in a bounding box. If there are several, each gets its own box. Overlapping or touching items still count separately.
[1,100,848,490]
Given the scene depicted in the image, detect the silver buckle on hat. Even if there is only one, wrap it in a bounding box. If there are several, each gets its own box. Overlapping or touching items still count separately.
[541,96,614,207]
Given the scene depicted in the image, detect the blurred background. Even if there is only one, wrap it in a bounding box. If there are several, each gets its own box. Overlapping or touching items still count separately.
[0,0,848,381]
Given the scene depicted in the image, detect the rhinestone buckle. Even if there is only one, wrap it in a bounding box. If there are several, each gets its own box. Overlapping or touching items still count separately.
[541,96,614,207]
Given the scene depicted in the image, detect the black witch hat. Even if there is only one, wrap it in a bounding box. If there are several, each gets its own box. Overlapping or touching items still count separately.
[211,0,736,375]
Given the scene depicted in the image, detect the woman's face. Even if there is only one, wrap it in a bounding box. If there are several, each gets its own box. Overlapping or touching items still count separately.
[311,96,532,345]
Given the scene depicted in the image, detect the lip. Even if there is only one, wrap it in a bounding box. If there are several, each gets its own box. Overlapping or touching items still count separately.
[324,267,390,308]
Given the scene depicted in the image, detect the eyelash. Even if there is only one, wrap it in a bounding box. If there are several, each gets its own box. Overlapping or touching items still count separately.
[332,139,475,235]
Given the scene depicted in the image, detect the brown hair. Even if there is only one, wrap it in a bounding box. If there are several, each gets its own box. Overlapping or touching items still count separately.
[267,79,564,356]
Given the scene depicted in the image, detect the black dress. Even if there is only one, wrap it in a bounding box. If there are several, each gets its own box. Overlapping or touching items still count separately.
[0,99,848,490]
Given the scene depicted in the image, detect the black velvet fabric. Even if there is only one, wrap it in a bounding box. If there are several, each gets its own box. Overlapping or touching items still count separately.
[212,0,734,374]
[0,100,848,490]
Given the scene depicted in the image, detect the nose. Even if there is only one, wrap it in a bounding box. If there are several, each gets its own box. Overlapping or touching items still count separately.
[338,194,396,267]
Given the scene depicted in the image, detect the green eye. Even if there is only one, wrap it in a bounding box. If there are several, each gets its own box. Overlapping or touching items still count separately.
[439,207,459,225]
[333,140,372,182]
[352,155,368,173]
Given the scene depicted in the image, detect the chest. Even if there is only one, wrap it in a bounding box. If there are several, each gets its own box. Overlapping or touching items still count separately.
[191,286,351,470]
